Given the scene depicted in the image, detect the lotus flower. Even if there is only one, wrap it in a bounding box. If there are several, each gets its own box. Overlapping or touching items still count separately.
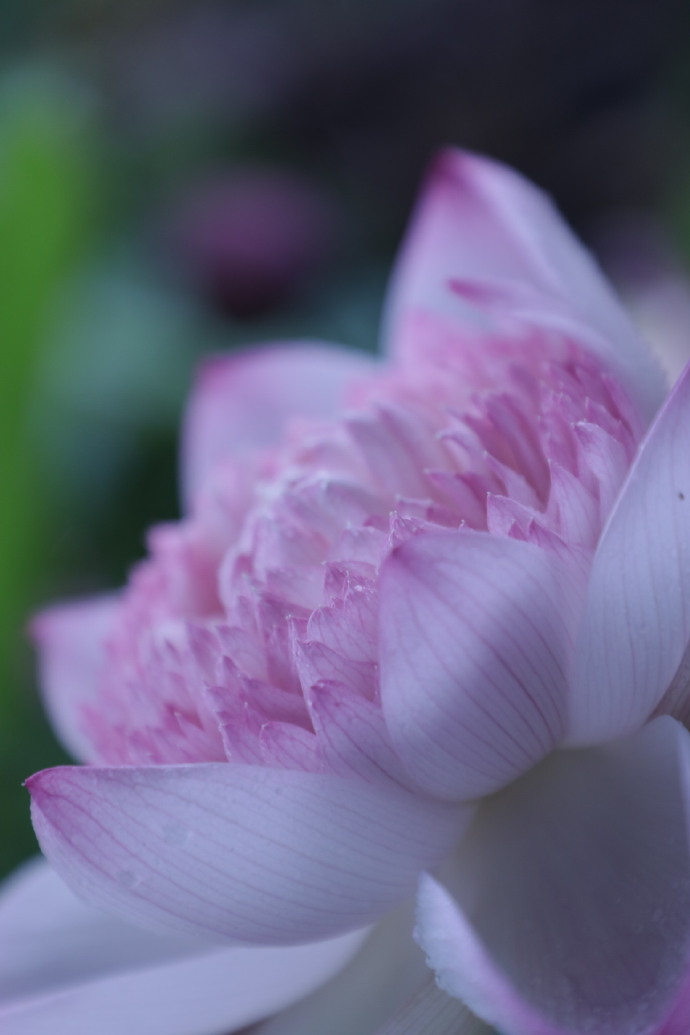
[3,150,690,1035]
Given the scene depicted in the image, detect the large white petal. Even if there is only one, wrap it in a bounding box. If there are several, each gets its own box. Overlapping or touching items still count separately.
[416,717,690,1035]
[0,858,368,1035]
[29,762,465,943]
[379,532,580,800]
[0,857,200,1001]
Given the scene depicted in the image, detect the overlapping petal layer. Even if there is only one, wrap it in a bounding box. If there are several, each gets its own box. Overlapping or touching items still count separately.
[29,763,466,943]
[379,532,582,799]
[182,343,377,507]
[570,360,690,744]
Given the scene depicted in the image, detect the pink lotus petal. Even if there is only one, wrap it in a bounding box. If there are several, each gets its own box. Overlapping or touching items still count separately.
[385,149,664,421]
[416,716,690,1035]
[379,531,581,800]
[572,421,630,525]
[258,721,322,771]
[307,587,378,670]
[307,681,411,785]
[0,858,369,1035]
[29,596,119,763]
[296,641,378,700]
[28,763,466,944]
[182,343,376,508]
[545,461,599,548]
[569,360,690,744]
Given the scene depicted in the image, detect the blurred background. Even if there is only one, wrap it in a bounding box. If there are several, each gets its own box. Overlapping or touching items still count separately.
[2,0,690,879]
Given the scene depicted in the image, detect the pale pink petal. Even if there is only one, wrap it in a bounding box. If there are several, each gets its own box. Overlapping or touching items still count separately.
[0,856,366,1035]
[545,461,600,548]
[296,641,377,700]
[0,857,200,1000]
[385,148,664,421]
[379,532,581,800]
[2,933,366,1035]
[0,858,367,1035]
[29,596,118,763]
[1,949,345,1035]
[569,360,690,744]
[29,762,466,944]
[307,681,411,785]
[375,976,491,1035]
[416,717,690,1035]
[182,343,376,507]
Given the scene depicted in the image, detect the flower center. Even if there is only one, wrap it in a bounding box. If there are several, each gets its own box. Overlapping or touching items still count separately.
[84,330,641,766]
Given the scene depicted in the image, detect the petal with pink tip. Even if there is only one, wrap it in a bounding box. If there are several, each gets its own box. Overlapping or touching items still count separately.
[385,148,664,421]
[379,532,580,800]
[569,360,690,744]
[29,596,118,763]
[416,717,690,1035]
[182,343,376,507]
[29,763,466,944]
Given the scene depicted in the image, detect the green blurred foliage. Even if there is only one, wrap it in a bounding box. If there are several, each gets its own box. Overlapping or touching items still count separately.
[0,70,95,663]
[0,70,96,874]
[0,57,387,879]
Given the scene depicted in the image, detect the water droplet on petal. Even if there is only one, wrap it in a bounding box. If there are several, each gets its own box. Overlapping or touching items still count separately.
[117,869,140,889]
[162,822,190,846]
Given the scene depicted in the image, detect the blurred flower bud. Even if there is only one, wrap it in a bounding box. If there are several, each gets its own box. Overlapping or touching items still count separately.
[166,169,339,319]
